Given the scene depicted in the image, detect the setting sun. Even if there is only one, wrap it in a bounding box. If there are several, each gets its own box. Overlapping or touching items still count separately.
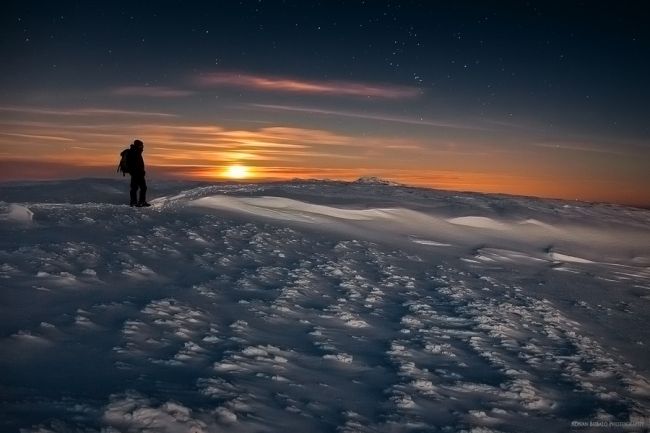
[224,164,250,179]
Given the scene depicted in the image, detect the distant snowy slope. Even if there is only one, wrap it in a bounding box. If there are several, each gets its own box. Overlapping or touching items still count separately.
[0,178,208,204]
[1,179,649,432]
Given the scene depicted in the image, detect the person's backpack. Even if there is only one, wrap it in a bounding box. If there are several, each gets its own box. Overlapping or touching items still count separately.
[117,148,131,176]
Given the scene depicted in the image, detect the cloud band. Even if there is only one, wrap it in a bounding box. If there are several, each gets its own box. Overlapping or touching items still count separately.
[196,72,421,99]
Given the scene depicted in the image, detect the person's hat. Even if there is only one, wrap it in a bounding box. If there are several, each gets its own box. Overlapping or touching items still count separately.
[133,139,143,147]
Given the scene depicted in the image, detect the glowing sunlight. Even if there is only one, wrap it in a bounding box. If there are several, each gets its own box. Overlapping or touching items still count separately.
[224,164,251,179]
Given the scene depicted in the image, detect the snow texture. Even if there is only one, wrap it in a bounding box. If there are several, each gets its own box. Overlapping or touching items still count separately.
[1,178,650,432]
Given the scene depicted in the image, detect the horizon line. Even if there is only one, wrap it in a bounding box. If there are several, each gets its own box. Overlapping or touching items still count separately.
[1,172,648,210]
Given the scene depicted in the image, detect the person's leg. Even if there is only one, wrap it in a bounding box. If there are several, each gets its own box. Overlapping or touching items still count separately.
[138,176,148,205]
[129,176,138,206]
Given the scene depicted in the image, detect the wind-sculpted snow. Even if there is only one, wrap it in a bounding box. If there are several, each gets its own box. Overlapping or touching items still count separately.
[1,179,650,432]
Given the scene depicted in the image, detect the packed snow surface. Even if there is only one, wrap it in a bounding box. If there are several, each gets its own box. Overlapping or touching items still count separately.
[1,178,650,432]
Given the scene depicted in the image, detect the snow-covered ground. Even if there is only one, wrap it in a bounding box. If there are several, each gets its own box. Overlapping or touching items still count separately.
[1,178,649,432]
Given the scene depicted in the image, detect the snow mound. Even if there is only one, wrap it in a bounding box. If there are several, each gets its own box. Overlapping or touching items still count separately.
[519,218,558,230]
[1,204,33,223]
[446,216,508,230]
[190,195,396,223]
[549,252,594,264]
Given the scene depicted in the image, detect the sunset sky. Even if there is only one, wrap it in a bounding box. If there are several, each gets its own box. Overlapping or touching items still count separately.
[1,1,649,206]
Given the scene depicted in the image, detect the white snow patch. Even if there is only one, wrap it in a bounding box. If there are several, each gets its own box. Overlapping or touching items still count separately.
[409,236,451,247]
[102,392,211,432]
[519,219,558,230]
[1,204,33,223]
[446,216,508,230]
[323,353,353,364]
[549,252,594,264]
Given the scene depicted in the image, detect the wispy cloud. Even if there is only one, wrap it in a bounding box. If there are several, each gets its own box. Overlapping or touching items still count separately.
[530,140,632,156]
[112,86,195,97]
[0,159,111,180]
[249,103,491,131]
[196,72,422,99]
[0,105,177,118]
[0,132,75,142]
[214,126,353,146]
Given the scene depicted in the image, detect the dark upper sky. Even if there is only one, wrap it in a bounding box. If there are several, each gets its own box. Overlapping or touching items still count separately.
[1,1,649,205]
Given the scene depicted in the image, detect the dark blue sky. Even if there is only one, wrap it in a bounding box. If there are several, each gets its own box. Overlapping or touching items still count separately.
[1,1,649,205]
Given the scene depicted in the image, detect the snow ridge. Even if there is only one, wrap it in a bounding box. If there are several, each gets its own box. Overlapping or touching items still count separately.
[352,176,402,186]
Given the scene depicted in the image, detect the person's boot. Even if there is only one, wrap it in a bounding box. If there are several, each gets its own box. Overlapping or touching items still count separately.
[138,189,150,207]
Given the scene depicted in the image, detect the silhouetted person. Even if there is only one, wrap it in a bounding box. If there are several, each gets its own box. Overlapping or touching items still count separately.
[127,139,150,207]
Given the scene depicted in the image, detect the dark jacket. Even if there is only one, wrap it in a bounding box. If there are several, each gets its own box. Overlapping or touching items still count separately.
[128,145,145,176]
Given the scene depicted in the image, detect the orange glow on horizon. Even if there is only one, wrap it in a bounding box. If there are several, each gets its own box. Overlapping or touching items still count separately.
[0,110,648,207]
[0,157,648,206]
[177,165,650,207]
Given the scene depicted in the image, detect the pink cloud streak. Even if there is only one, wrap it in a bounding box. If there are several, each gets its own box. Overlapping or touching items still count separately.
[0,105,177,117]
[196,72,422,99]
[113,86,195,97]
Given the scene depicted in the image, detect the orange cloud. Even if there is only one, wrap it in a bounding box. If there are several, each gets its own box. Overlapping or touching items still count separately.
[196,72,422,99]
